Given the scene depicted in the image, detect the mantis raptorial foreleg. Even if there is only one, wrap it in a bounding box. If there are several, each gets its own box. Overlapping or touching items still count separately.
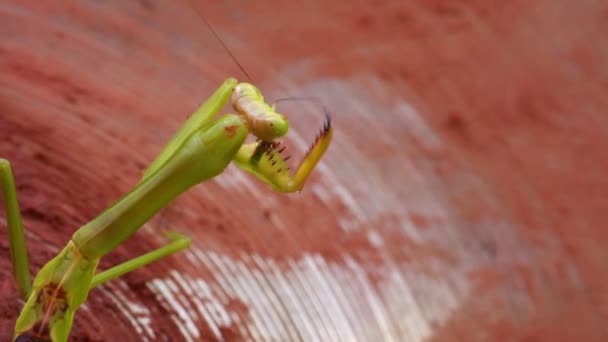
[233,113,332,192]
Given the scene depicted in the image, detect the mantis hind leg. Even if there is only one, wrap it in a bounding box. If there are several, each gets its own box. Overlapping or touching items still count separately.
[0,158,32,299]
[90,232,191,287]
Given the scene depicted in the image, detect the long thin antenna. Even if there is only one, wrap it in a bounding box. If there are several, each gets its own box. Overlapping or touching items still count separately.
[189,0,254,82]
[275,96,332,122]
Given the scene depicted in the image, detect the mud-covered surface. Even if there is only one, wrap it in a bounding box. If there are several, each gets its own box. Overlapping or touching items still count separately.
[1,0,607,341]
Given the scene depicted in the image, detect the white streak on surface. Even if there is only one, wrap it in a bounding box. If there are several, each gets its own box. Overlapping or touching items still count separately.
[144,248,471,342]
[147,278,196,341]
[98,280,155,341]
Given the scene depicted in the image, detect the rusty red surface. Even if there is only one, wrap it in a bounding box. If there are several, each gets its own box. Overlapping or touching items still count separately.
[1,0,607,341]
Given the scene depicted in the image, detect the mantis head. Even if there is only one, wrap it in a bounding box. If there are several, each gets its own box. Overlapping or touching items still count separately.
[231,83,289,141]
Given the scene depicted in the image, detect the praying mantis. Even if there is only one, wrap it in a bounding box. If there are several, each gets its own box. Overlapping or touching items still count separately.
[1,77,332,341]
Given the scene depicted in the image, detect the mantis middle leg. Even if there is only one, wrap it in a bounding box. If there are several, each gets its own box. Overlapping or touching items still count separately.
[90,232,191,287]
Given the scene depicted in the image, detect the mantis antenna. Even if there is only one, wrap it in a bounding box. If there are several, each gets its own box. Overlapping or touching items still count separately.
[275,96,332,119]
[188,1,331,122]
[188,0,255,82]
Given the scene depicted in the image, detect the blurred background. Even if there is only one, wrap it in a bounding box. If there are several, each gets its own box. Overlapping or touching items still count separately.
[1,1,607,341]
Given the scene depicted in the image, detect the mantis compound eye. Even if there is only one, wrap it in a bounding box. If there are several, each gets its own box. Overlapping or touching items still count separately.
[267,117,289,139]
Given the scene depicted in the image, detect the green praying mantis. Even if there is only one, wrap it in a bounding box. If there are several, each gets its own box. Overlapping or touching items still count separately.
[1,77,332,341]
